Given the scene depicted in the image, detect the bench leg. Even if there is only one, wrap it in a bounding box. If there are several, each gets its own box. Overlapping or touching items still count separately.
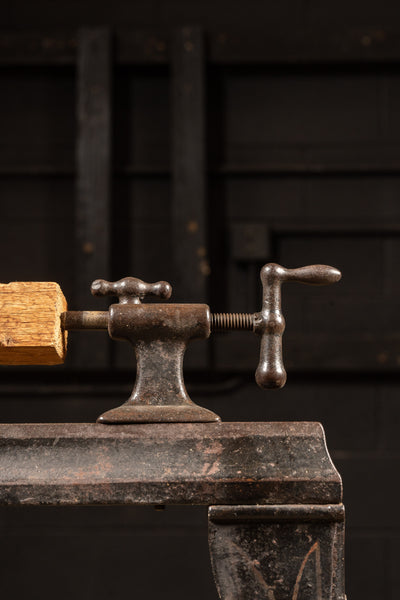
[208,504,345,600]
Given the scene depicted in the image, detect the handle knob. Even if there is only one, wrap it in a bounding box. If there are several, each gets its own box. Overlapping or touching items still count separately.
[91,277,172,305]
[254,263,341,390]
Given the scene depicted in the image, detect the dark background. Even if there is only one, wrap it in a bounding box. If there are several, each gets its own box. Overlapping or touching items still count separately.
[1,1,400,598]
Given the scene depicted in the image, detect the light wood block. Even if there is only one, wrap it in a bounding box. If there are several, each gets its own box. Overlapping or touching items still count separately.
[0,282,67,365]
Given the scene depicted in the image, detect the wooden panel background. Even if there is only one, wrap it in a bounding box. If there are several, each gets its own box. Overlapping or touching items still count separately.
[1,2,400,598]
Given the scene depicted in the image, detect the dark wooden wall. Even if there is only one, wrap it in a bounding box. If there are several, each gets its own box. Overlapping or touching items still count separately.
[1,2,400,599]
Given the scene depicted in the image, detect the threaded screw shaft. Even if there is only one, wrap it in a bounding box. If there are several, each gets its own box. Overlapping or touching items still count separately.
[211,312,254,331]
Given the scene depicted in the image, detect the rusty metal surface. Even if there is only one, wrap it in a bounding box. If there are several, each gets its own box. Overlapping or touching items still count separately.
[208,503,345,524]
[0,421,341,506]
[59,265,341,423]
[208,503,345,600]
[91,276,172,304]
[99,302,219,423]
[212,312,254,330]
[89,276,219,423]
[62,311,109,330]
[254,264,341,390]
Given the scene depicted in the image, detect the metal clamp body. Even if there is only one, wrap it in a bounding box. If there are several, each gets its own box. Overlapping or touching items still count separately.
[99,303,218,423]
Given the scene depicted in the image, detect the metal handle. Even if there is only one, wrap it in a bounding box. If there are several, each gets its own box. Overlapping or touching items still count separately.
[90,277,172,305]
[254,263,341,389]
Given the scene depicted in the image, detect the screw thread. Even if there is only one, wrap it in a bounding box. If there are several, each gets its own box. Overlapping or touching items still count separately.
[211,313,254,331]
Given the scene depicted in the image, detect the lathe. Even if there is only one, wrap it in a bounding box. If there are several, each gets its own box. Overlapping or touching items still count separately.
[0,262,345,600]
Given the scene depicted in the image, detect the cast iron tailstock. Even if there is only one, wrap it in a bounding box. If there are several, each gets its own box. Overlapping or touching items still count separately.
[62,263,341,423]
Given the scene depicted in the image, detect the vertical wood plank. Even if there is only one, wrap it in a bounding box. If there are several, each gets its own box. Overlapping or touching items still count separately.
[75,28,111,368]
[172,27,209,304]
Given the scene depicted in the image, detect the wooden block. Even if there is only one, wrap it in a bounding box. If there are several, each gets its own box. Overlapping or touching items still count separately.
[0,282,67,365]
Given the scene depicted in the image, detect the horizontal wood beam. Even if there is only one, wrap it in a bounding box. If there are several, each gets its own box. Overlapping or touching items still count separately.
[213,333,400,373]
[5,162,400,177]
[3,28,400,66]
[230,219,400,235]
[209,28,400,65]
[7,138,400,177]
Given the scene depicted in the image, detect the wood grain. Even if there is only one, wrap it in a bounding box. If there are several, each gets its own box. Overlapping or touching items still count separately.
[0,282,67,365]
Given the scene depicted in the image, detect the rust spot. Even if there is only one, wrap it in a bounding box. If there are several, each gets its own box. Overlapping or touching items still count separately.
[202,440,223,455]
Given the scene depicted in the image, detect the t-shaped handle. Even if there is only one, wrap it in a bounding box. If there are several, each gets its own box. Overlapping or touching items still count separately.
[91,277,172,305]
[254,263,341,390]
